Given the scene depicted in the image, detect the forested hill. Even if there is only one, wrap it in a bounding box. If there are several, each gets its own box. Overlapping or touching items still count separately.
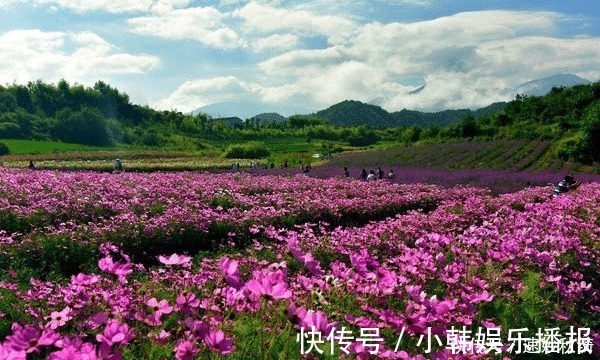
[391,102,507,127]
[315,100,507,128]
[0,80,198,147]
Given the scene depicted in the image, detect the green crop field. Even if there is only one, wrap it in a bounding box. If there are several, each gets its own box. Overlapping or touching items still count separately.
[0,139,119,155]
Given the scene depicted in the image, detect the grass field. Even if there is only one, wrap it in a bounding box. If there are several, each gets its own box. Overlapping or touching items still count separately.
[0,139,122,155]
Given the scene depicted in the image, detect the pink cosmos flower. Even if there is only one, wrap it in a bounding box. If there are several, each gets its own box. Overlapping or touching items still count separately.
[71,273,99,286]
[301,310,338,336]
[245,277,292,300]
[147,298,173,317]
[204,330,233,354]
[350,249,379,278]
[45,306,73,330]
[426,296,457,318]
[174,340,199,360]
[219,257,242,289]
[463,290,494,304]
[96,320,134,347]
[148,330,171,345]
[481,319,499,329]
[98,256,132,283]
[98,343,122,360]
[49,337,98,360]
[402,310,428,335]
[249,225,261,234]
[287,303,308,326]
[142,298,173,326]
[302,252,323,277]
[0,343,26,360]
[184,318,209,340]
[158,253,192,267]
[86,311,108,330]
[4,326,60,354]
[176,292,200,315]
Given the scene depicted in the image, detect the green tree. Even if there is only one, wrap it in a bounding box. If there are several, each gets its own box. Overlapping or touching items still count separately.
[7,84,35,113]
[140,131,165,147]
[0,90,18,113]
[459,115,478,138]
[347,126,379,146]
[401,126,422,143]
[0,122,22,138]
[28,80,62,117]
[53,107,112,146]
[574,102,600,163]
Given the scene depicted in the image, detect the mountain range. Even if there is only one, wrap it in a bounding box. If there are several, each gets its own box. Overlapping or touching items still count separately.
[315,100,508,128]
[514,74,591,97]
[193,73,592,127]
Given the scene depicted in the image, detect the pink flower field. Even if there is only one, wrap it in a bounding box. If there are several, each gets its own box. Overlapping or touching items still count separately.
[0,168,598,359]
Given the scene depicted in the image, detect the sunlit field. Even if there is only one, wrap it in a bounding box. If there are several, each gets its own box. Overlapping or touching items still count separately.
[0,169,598,358]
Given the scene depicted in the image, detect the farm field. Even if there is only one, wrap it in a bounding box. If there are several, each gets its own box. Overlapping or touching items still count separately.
[0,139,120,155]
[328,140,567,172]
[0,168,598,358]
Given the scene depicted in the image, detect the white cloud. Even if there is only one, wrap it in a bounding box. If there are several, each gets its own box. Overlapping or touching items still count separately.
[125,2,358,52]
[0,29,160,86]
[153,9,600,113]
[233,2,357,46]
[252,33,298,52]
[127,7,244,49]
[250,10,600,111]
[154,76,260,111]
[21,0,190,14]
[0,0,26,10]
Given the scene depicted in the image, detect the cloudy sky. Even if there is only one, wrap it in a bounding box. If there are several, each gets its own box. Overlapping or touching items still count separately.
[1,0,599,115]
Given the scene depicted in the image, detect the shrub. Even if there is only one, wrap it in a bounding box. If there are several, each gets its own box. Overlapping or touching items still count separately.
[224,142,270,159]
[0,142,9,155]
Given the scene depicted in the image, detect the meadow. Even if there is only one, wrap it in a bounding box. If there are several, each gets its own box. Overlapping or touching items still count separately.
[0,168,598,359]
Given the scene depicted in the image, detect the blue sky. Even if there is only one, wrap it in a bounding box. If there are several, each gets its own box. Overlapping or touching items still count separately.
[1,0,599,115]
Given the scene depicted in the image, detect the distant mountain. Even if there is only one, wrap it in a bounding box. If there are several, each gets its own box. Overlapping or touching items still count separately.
[315,100,396,127]
[248,113,287,125]
[192,101,313,120]
[315,100,507,128]
[473,102,508,118]
[515,74,591,97]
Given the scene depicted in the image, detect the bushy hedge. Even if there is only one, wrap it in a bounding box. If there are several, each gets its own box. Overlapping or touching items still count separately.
[0,142,9,155]
[223,142,270,158]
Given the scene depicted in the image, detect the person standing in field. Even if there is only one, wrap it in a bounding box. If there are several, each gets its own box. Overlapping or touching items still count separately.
[387,169,395,180]
[28,160,35,169]
[343,167,350,178]
[376,167,384,180]
[114,159,123,172]
[367,170,376,181]
[360,169,367,181]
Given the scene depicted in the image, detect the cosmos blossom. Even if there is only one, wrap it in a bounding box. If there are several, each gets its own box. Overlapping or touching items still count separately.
[4,326,60,354]
[158,253,192,266]
[98,256,132,283]
[245,273,292,300]
[219,257,243,289]
[96,320,134,347]
[45,306,73,330]
[203,330,234,354]
[174,340,199,360]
